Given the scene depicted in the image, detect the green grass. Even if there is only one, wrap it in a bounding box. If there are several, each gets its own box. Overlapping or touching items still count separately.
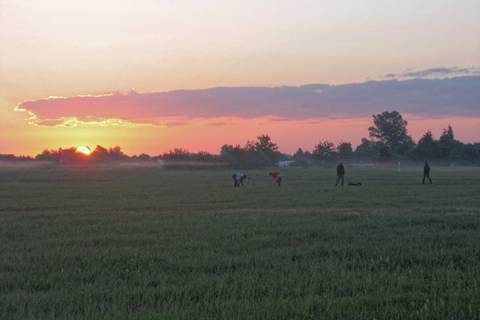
[1,166,479,319]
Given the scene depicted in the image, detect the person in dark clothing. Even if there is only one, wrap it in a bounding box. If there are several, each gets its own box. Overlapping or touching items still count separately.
[239,174,248,186]
[336,162,345,187]
[232,173,240,187]
[233,172,249,187]
[422,161,433,184]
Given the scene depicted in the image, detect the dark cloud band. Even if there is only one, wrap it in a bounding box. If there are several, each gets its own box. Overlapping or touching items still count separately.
[17,76,480,126]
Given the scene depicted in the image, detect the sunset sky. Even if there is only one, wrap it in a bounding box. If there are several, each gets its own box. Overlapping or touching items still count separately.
[1,0,479,156]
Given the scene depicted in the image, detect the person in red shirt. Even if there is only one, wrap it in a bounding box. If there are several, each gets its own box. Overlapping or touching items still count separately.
[269,171,282,187]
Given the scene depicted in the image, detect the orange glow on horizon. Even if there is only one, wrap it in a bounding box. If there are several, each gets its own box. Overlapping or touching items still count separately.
[1,109,479,157]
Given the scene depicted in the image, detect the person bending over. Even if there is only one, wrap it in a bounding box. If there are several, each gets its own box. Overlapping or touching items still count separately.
[269,171,282,187]
[239,173,248,186]
[232,172,248,187]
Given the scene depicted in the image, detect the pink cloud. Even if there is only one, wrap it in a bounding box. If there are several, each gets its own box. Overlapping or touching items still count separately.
[16,77,480,127]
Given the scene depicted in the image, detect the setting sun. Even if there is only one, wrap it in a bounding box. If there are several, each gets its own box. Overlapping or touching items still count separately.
[76,146,91,156]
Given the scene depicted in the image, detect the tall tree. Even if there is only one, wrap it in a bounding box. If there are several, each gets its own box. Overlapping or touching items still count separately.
[368,111,414,155]
[254,134,278,153]
[313,140,336,161]
[438,125,463,160]
[254,134,281,165]
[337,142,353,160]
[439,125,455,144]
[354,138,377,160]
[293,148,305,159]
[292,148,310,167]
[413,130,439,159]
[220,144,246,166]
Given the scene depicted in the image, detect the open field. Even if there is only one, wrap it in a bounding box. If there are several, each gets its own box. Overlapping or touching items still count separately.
[1,166,479,319]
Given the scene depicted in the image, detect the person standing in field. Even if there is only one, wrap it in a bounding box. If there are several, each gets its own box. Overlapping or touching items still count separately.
[422,161,433,184]
[232,173,240,187]
[335,162,345,187]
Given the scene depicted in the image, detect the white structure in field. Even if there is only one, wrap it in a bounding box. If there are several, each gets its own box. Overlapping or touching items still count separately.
[278,160,296,167]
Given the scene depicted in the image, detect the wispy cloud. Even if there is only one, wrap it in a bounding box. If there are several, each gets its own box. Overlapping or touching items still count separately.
[385,66,480,79]
[16,76,480,127]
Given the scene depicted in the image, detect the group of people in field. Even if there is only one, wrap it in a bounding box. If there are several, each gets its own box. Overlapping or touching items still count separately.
[232,171,282,187]
[232,161,433,187]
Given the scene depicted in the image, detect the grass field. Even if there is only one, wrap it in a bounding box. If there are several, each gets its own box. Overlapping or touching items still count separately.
[1,166,479,319]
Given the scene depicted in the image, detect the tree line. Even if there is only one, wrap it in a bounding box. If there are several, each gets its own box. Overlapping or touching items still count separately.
[220,110,480,166]
[1,111,479,166]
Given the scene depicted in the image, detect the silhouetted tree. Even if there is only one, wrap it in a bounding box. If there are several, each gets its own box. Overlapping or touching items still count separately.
[463,143,480,162]
[108,146,127,160]
[337,142,353,160]
[292,148,311,167]
[439,125,455,144]
[438,125,463,160]
[313,140,336,161]
[254,134,281,165]
[368,111,414,156]
[220,145,244,161]
[293,148,305,159]
[163,148,191,160]
[413,131,440,159]
[220,135,281,167]
[0,154,33,161]
[354,138,376,160]
[36,149,60,162]
[138,153,151,161]
[220,144,257,167]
